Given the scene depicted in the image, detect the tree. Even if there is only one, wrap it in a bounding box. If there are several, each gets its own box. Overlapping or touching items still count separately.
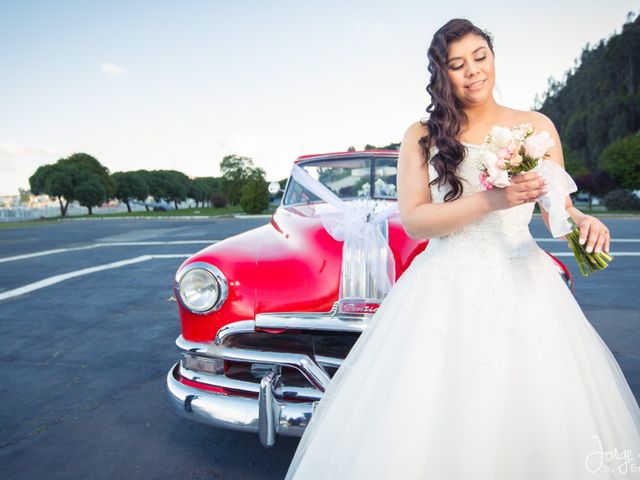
[574,169,619,208]
[132,170,156,210]
[28,153,113,217]
[29,164,65,214]
[188,178,213,208]
[29,164,56,196]
[536,14,640,171]
[137,170,188,209]
[29,163,85,216]
[601,132,640,190]
[162,170,190,209]
[364,141,400,150]
[18,188,30,205]
[43,165,77,216]
[220,155,254,206]
[112,172,149,212]
[240,167,269,214]
[64,153,115,197]
[75,175,106,215]
[562,149,589,178]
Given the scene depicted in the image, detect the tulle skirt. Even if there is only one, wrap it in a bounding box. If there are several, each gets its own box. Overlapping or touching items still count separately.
[284,243,640,479]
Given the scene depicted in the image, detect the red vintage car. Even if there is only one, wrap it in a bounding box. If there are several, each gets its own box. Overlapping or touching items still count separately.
[165,149,575,447]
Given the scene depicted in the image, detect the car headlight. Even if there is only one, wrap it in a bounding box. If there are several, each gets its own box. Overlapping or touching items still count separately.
[175,262,228,314]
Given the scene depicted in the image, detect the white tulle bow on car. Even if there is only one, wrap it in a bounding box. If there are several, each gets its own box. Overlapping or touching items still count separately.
[290,163,398,298]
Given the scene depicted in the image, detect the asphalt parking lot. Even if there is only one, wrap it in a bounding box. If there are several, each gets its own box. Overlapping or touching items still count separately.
[1,216,639,480]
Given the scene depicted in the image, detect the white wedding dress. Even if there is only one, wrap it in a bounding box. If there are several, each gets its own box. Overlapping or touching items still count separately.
[284,142,640,479]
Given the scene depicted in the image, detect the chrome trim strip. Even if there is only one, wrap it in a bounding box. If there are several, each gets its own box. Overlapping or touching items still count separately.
[176,335,210,354]
[177,362,323,400]
[175,334,343,391]
[179,362,258,393]
[214,319,256,344]
[314,354,343,369]
[255,310,369,333]
[206,343,332,391]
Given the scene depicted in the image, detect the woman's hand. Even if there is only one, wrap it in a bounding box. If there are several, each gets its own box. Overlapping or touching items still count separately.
[575,215,611,254]
[486,171,549,211]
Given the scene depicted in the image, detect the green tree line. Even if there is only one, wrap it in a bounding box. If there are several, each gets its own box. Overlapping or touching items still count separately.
[535,10,640,207]
[29,153,281,216]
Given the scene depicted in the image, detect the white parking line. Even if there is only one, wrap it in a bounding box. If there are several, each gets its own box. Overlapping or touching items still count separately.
[1,245,637,302]
[0,240,219,264]
[1,238,638,264]
[535,238,640,242]
[549,252,640,256]
[0,254,191,301]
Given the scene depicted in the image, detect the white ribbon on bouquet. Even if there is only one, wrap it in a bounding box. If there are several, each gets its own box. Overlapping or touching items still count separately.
[290,163,398,297]
[530,159,578,238]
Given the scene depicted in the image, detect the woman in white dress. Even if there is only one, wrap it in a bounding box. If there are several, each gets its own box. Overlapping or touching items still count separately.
[285,18,640,479]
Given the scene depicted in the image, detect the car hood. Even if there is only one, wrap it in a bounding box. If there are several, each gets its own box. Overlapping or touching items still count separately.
[254,201,425,314]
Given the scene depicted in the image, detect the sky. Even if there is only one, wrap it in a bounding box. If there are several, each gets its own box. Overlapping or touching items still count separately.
[1,0,638,196]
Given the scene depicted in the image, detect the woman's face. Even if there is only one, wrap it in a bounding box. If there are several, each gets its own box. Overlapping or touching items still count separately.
[445,33,495,106]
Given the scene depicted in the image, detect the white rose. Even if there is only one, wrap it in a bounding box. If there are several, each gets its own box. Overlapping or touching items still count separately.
[479,150,499,171]
[486,142,501,156]
[479,150,510,187]
[525,131,554,159]
[522,123,534,135]
[487,165,510,187]
[488,126,513,148]
[513,129,525,143]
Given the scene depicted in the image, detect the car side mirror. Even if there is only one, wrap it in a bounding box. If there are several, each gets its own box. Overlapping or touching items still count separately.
[268,181,282,194]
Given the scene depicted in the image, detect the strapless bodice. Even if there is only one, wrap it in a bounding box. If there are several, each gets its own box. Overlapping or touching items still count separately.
[419,143,542,266]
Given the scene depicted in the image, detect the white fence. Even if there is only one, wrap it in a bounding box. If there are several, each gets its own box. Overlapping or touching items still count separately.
[0,199,197,223]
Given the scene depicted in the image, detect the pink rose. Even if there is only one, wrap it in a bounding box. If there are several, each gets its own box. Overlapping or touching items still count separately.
[479,172,493,189]
[498,147,511,160]
[487,167,510,188]
[525,131,554,159]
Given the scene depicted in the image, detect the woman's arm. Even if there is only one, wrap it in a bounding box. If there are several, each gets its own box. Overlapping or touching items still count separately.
[397,122,493,238]
[531,112,611,254]
[397,122,545,239]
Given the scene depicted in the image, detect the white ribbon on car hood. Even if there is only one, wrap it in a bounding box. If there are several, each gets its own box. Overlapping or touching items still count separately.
[530,159,578,238]
[290,163,399,297]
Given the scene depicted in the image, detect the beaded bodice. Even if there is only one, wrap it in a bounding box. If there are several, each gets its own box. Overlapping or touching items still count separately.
[417,143,541,265]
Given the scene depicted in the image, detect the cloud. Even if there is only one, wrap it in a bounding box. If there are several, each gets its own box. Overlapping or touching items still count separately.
[0,142,57,176]
[0,142,56,158]
[100,63,126,76]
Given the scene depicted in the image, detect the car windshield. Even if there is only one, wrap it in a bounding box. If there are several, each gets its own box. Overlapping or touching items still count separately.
[283,156,397,206]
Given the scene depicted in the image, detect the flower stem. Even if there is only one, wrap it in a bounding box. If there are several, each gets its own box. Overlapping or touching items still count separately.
[564,222,614,276]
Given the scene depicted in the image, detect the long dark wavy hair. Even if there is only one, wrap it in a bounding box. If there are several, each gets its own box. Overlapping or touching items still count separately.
[418,19,495,202]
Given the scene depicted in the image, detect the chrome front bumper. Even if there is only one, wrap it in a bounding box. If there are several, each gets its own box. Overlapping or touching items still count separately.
[165,304,373,447]
[165,361,318,446]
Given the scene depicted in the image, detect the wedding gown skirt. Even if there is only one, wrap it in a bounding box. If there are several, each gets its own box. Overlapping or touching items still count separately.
[284,143,640,479]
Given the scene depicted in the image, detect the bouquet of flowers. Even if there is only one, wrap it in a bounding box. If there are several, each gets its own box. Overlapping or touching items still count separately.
[475,123,614,276]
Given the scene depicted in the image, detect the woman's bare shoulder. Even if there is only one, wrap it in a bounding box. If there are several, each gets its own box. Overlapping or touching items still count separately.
[403,118,433,148]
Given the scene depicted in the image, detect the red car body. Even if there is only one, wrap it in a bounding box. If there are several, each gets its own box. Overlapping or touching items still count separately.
[165,149,574,447]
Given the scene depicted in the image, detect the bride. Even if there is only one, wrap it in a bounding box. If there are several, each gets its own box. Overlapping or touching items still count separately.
[284,18,640,479]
